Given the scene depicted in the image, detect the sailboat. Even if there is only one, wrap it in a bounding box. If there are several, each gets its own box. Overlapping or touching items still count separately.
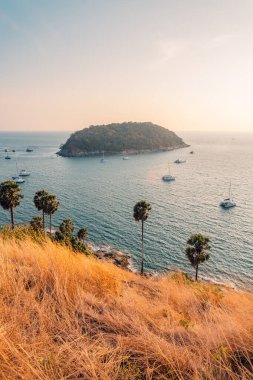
[12,163,25,183]
[12,176,25,184]
[100,151,107,163]
[5,153,11,160]
[162,162,176,182]
[19,168,31,176]
[220,182,236,209]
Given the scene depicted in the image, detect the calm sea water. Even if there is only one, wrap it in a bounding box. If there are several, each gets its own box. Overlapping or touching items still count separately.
[0,131,252,290]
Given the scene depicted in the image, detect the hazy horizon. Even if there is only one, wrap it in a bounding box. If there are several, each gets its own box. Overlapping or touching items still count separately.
[1,0,253,133]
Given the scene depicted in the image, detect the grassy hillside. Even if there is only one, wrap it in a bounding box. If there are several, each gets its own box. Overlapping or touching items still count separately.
[0,237,252,379]
[58,122,188,156]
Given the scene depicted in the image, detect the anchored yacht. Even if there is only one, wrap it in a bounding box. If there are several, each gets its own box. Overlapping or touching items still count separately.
[220,182,236,209]
[162,162,176,182]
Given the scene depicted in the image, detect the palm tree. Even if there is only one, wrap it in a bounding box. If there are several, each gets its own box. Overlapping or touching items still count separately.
[59,219,74,236]
[133,200,151,275]
[33,190,49,229]
[185,233,211,281]
[0,181,23,229]
[77,228,88,242]
[43,194,59,234]
[30,216,43,232]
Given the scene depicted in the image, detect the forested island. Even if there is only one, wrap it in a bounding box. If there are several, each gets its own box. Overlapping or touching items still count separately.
[58,122,188,157]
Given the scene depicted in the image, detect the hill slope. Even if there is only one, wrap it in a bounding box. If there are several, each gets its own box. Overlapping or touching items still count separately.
[58,122,188,157]
[0,237,252,379]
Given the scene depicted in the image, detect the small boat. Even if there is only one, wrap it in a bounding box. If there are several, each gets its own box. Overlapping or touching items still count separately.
[220,182,236,209]
[19,169,31,177]
[190,151,194,154]
[12,149,16,152]
[174,159,186,164]
[122,156,130,160]
[162,175,176,182]
[5,153,11,160]
[26,147,33,152]
[162,162,176,182]
[100,151,107,163]
[4,149,8,152]
[12,176,25,184]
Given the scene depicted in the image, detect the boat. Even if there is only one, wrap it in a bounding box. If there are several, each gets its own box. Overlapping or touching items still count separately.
[100,151,107,163]
[5,153,11,160]
[162,175,176,182]
[190,151,194,154]
[220,182,236,209]
[26,147,33,152]
[19,169,31,177]
[162,163,176,182]
[174,159,186,164]
[12,176,25,184]
[122,156,130,160]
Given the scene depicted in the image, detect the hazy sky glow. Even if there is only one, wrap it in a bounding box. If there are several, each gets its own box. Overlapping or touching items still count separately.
[1,0,253,132]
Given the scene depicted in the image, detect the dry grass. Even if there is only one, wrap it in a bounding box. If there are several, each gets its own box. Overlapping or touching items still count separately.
[0,237,252,379]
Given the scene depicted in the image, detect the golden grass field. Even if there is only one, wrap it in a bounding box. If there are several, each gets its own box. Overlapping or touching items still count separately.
[0,236,252,379]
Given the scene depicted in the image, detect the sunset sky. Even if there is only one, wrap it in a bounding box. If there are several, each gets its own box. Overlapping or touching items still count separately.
[1,0,253,132]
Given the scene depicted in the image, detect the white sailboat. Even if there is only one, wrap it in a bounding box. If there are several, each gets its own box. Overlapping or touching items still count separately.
[12,163,25,183]
[162,162,176,182]
[12,176,25,184]
[100,151,107,163]
[220,182,236,209]
[19,168,31,176]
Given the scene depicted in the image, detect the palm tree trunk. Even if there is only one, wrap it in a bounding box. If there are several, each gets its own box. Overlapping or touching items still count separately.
[195,263,199,281]
[50,214,52,234]
[42,211,45,230]
[141,220,144,275]
[10,207,14,229]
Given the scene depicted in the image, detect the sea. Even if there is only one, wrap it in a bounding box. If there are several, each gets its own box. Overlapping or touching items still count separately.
[0,131,252,291]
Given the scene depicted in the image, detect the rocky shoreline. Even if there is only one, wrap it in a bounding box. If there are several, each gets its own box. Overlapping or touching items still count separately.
[85,240,133,271]
[58,144,189,158]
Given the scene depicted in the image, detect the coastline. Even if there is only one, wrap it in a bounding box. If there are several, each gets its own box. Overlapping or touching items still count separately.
[85,240,133,271]
[85,240,251,292]
[57,143,190,157]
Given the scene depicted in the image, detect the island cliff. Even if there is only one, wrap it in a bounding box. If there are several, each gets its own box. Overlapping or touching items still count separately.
[58,122,188,157]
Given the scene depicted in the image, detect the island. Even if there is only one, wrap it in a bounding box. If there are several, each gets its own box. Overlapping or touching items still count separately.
[58,122,189,157]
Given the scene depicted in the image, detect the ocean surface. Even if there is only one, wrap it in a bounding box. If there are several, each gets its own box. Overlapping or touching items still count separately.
[0,131,252,291]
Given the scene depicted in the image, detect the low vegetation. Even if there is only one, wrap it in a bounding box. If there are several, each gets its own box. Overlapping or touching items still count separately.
[0,235,252,379]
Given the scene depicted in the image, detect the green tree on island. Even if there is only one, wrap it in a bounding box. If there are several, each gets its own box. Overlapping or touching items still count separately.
[77,227,88,242]
[0,181,23,229]
[33,190,50,229]
[185,233,211,281]
[133,200,151,275]
[43,194,59,234]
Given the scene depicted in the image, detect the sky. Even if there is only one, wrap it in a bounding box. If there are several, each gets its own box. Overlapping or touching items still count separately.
[0,0,253,132]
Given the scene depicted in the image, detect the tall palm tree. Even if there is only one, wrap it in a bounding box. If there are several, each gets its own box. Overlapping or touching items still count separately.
[0,181,23,229]
[77,227,88,242]
[185,233,211,281]
[133,200,151,275]
[33,190,49,229]
[44,194,59,234]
